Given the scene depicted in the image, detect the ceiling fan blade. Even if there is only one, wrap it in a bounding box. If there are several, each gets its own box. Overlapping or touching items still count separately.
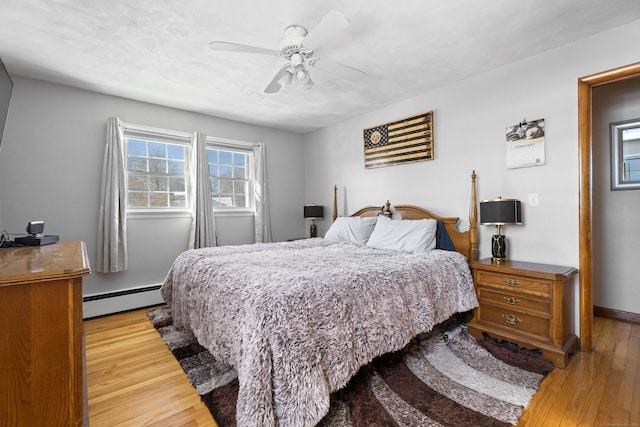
[302,11,349,50]
[264,66,292,94]
[314,58,366,82]
[209,41,280,56]
[303,77,314,90]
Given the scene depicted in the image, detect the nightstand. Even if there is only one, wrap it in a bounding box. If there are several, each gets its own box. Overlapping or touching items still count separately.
[467,258,578,368]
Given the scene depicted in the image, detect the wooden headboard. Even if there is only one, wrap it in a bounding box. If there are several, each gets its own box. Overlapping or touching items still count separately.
[332,171,478,262]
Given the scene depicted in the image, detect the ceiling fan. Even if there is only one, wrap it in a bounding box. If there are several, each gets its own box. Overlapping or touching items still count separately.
[209,11,366,94]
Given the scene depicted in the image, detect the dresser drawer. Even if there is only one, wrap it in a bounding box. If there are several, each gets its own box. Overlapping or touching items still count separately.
[475,270,552,298]
[477,287,551,316]
[478,304,551,340]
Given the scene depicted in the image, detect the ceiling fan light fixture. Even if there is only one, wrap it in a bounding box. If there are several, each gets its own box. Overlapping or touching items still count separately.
[294,65,308,81]
[211,11,362,94]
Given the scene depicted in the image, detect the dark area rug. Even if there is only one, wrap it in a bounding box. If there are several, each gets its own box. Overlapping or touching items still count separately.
[148,306,554,427]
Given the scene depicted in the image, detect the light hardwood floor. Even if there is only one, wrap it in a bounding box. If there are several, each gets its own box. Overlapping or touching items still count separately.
[85,308,216,426]
[85,308,639,426]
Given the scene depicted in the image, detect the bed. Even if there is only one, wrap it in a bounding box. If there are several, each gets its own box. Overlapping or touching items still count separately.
[161,171,479,427]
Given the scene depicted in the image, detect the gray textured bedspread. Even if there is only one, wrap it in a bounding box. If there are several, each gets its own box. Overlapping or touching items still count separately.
[161,238,478,427]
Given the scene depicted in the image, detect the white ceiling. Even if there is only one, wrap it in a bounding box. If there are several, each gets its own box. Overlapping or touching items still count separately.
[1,0,640,134]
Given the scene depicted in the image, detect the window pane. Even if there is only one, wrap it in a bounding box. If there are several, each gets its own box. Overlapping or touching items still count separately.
[234,181,246,193]
[169,177,185,192]
[148,142,166,157]
[233,152,245,166]
[210,179,219,194]
[219,151,232,165]
[128,156,148,172]
[233,166,246,178]
[128,175,148,191]
[128,191,149,207]
[626,158,640,181]
[219,165,232,177]
[212,195,233,207]
[170,192,186,207]
[167,144,184,160]
[149,193,168,207]
[233,194,247,208]
[128,139,147,156]
[149,176,168,191]
[208,164,217,176]
[168,159,184,174]
[219,179,233,193]
[149,158,166,173]
[207,149,217,163]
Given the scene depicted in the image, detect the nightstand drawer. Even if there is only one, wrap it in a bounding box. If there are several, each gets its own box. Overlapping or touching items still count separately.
[478,305,550,340]
[475,270,552,298]
[477,287,551,316]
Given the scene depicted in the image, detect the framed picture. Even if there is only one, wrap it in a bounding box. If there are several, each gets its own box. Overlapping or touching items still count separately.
[363,111,433,169]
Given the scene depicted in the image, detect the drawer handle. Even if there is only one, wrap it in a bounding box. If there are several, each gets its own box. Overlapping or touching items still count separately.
[502,314,522,325]
[503,278,519,287]
[504,296,520,305]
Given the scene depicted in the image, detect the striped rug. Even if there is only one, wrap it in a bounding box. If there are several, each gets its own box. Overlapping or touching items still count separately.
[148,307,553,427]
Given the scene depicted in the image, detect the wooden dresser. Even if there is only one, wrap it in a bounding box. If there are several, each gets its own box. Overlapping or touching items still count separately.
[0,241,90,426]
[467,258,578,368]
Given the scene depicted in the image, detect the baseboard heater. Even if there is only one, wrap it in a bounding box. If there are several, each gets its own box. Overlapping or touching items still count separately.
[83,284,164,319]
[83,284,162,302]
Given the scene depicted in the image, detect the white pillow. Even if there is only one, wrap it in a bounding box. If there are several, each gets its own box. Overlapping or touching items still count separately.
[324,216,378,245]
[366,215,438,253]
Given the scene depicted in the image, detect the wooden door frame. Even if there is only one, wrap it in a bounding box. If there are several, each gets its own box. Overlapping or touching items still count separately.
[578,61,640,351]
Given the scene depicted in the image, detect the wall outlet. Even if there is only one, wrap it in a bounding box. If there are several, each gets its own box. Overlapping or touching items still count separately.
[528,193,539,207]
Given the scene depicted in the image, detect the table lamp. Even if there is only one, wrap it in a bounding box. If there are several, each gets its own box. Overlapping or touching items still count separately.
[303,204,324,237]
[479,197,522,263]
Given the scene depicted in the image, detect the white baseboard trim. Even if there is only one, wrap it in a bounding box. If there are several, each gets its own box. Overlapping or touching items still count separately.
[83,284,164,319]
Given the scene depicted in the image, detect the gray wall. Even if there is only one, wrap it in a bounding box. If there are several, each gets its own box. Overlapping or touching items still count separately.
[592,77,640,315]
[0,77,305,316]
[302,20,640,334]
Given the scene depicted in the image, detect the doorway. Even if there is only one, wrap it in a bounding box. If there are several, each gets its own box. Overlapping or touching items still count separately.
[578,61,640,351]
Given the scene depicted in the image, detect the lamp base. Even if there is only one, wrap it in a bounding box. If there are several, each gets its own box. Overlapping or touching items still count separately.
[491,234,506,262]
[309,223,317,238]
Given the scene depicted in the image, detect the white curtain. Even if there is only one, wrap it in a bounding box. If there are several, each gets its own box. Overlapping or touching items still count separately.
[253,142,272,243]
[96,117,128,272]
[189,132,217,249]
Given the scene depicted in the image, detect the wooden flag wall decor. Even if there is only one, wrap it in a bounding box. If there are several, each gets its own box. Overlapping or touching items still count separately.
[363,111,433,169]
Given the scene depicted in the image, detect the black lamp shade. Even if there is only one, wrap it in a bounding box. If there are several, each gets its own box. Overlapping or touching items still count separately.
[480,198,522,263]
[479,199,522,225]
[304,205,324,219]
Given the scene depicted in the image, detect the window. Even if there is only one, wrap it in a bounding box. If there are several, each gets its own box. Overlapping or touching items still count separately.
[121,124,255,214]
[611,119,640,190]
[124,125,191,209]
[206,139,254,210]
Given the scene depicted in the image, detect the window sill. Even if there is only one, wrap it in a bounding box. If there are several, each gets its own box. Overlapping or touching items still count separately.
[127,210,192,220]
[214,210,255,218]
